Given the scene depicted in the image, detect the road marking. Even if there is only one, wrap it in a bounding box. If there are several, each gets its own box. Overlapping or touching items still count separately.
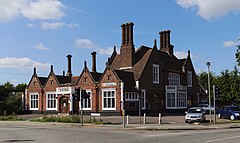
[206,135,240,143]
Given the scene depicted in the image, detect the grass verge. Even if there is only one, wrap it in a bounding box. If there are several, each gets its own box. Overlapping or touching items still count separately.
[30,115,105,124]
[0,115,22,121]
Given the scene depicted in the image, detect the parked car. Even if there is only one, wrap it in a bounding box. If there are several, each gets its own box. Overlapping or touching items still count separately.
[217,106,240,120]
[194,103,215,113]
[185,107,206,123]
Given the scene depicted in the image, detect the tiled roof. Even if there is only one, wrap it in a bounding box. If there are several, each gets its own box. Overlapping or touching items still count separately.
[38,77,48,86]
[55,75,71,84]
[90,72,102,82]
[114,70,136,91]
[132,46,153,80]
[71,76,80,85]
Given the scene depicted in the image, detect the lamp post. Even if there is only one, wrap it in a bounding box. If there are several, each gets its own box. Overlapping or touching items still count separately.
[206,61,212,124]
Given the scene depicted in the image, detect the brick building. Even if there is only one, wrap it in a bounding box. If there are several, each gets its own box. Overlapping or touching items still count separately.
[25,22,207,115]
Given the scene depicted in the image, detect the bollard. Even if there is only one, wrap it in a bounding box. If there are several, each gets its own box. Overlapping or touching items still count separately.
[159,113,162,124]
[143,113,146,124]
[127,115,129,124]
[123,110,126,128]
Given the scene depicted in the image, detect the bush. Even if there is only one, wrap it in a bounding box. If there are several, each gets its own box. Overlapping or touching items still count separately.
[30,115,81,123]
[0,115,22,121]
[30,115,104,124]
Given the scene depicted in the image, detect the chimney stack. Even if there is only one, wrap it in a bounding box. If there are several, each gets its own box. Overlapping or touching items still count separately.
[91,52,97,73]
[121,22,134,46]
[159,30,173,55]
[120,22,135,68]
[66,54,72,77]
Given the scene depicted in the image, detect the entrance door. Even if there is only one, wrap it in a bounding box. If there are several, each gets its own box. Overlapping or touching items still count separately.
[60,97,69,114]
[152,93,160,114]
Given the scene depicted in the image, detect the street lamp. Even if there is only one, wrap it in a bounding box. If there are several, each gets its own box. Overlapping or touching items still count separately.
[206,61,212,124]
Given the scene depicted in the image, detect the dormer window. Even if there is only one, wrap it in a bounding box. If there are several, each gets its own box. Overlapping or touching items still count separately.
[153,64,160,84]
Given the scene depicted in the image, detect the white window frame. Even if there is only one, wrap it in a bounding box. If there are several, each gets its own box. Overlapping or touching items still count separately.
[168,73,180,85]
[125,92,139,101]
[141,89,146,110]
[82,90,92,110]
[187,71,192,87]
[46,92,57,110]
[153,64,160,84]
[30,92,39,110]
[102,88,116,110]
[166,92,187,109]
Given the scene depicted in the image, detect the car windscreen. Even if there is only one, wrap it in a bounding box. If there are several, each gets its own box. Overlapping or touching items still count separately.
[229,106,240,111]
[188,109,203,113]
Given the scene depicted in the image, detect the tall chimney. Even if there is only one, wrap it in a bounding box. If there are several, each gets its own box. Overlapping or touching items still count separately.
[128,22,134,44]
[66,54,72,77]
[121,24,126,45]
[121,22,134,46]
[120,22,135,68]
[91,52,97,73]
[160,30,173,55]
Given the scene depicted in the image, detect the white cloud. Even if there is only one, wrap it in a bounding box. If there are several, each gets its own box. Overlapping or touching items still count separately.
[26,23,35,28]
[176,0,240,20]
[34,43,50,51]
[41,22,79,30]
[21,0,64,20]
[223,41,238,47]
[96,47,114,55]
[0,0,64,22]
[75,38,116,55]
[175,51,196,59]
[175,51,188,59]
[0,57,50,70]
[75,38,96,49]
[41,21,65,29]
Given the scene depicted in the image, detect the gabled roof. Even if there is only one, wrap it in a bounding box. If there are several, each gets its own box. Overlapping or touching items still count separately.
[115,70,136,91]
[90,72,102,82]
[55,75,71,85]
[77,65,103,84]
[132,46,153,79]
[27,69,47,88]
[38,77,48,86]
[71,76,80,85]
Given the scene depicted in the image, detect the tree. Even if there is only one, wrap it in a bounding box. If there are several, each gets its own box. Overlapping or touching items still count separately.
[236,40,240,66]
[0,82,27,115]
[214,68,240,103]
[197,71,216,91]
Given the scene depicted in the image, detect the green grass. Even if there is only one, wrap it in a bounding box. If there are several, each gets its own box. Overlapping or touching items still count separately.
[0,115,22,121]
[30,115,105,124]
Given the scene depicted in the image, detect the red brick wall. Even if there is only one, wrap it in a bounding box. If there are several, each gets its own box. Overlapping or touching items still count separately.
[99,68,121,113]
[26,76,43,111]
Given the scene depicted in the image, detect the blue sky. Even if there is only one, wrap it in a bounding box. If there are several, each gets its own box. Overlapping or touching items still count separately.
[0,0,240,85]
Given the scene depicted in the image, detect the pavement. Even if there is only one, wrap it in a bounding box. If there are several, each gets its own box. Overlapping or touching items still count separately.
[5,114,240,131]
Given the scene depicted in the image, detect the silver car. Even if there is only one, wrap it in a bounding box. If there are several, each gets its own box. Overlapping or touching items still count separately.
[185,107,206,123]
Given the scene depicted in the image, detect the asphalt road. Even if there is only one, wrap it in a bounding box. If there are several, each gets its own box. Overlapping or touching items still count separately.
[0,123,240,143]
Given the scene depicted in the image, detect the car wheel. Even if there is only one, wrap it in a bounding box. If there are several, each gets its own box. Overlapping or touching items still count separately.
[230,115,235,120]
[217,113,221,119]
[185,120,188,123]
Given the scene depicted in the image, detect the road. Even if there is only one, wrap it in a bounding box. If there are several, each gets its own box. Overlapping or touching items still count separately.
[0,123,240,143]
